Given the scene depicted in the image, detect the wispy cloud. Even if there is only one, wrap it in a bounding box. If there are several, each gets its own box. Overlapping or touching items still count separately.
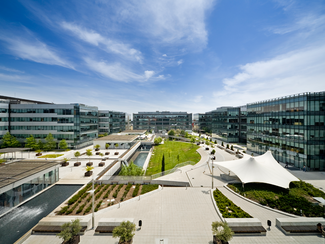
[0,30,74,69]
[177,59,183,65]
[213,44,325,105]
[61,22,143,63]
[0,66,25,73]
[0,73,34,84]
[118,0,215,49]
[193,95,202,103]
[270,14,325,35]
[84,57,164,83]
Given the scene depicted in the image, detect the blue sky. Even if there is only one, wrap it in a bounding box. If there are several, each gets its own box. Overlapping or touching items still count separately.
[1,0,325,115]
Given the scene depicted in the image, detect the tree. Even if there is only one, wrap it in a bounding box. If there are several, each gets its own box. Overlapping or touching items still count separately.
[211,221,233,243]
[105,143,110,149]
[226,144,229,149]
[230,145,234,151]
[161,154,165,173]
[59,139,68,150]
[214,140,217,144]
[180,130,186,137]
[74,151,80,162]
[154,137,162,145]
[119,161,144,176]
[113,221,136,243]
[45,133,56,151]
[211,149,216,155]
[221,141,224,147]
[25,135,38,150]
[37,140,44,150]
[94,144,100,150]
[1,132,21,148]
[85,165,94,172]
[86,149,92,162]
[190,137,195,144]
[57,219,81,243]
[168,130,175,136]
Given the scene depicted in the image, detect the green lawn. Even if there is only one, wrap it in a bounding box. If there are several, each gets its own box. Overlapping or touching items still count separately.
[38,154,64,158]
[228,181,325,217]
[145,141,200,176]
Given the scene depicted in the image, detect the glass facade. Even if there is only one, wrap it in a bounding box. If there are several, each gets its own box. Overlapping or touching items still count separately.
[247,92,325,170]
[199,106,247,143]
[133,111,192,132]
[98,110,126,134]
[0,168,59,211]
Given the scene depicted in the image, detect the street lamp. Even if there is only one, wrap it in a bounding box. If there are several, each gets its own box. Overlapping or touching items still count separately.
[87,175,95,229]
[211,156,214,189]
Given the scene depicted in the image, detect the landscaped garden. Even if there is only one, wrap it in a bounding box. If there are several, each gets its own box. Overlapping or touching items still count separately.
[213,188,252,218]
[57,183,159,216]
[228,181,325,217]
[145,140,201,176]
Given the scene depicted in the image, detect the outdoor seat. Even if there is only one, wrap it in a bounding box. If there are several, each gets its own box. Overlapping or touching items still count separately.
[230,226,267,234]
[281,225,319,233]
[95,225,116,233]
[32,225,87,234]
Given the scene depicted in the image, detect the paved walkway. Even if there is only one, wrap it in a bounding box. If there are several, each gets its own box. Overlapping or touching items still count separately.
[22,143,325,244]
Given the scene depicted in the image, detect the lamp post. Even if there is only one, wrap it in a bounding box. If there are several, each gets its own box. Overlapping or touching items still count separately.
[211,156,214,189]
[87,175,95,229]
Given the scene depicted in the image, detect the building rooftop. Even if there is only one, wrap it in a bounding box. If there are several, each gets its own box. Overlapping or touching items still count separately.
[94,134,138,142]
[121,130,146,134]
[0,160,60,189]
[0,95,51,104]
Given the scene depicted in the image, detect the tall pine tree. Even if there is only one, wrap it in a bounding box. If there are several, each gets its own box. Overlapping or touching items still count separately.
[161,154,165,175]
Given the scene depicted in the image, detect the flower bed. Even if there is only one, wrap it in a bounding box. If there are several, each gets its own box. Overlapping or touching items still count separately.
[58,183,159,216]
[213,189,252,218]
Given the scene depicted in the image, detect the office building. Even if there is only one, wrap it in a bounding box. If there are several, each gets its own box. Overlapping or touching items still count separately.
[247,92,325,170]
[133,111,192,132]
[98,110,126,135]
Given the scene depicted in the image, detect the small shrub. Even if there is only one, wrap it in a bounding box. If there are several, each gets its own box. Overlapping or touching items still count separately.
[141,184,159,195]
[132,184,141,197]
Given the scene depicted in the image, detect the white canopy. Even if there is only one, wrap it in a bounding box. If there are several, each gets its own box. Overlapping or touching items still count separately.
[215,151,299,189]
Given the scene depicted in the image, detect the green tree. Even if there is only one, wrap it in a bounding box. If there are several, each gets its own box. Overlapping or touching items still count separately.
[168,130,175,136]
[221,141,224,147]
[154,137,162,145]
[211,221,233,243]
[86,149,92,162]
[1,132,21,148]
[190,137,195,144]
[161,154,165,173]
[119,161,144,176]
[57,219,81,243]
[74,151,80,161]
[113,221,136,243]
[231,145,234,151]
[37,140,44,150]
[226,144,229,149]
[45,133,56,151]
[211,149,216,155]
[59,139,68,150]
[25,135,38,150]
[180,130,186,137]
[94,144,100,150]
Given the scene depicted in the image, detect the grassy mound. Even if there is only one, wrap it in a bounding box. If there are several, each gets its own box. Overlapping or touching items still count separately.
[228,181,325,217]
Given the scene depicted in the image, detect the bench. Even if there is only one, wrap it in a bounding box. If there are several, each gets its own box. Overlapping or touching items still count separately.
[226,218,266,235]
[230,226,266,234]
[95,218,134,234]
[276,217,325,235]
[32,225,87,234]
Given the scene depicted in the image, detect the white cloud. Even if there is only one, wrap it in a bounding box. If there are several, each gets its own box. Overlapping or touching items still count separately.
[177,59,183,65]
[0,66,24,73]
[84,57,164,83]
[0,34,73,69]
[213,44,325,106]
[162,54,167,57]
[119,0,215,49]
[61,22,143,63]
[270,14,325,35]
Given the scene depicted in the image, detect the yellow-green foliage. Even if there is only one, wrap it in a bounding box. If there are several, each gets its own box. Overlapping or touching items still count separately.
[38,154,64,158]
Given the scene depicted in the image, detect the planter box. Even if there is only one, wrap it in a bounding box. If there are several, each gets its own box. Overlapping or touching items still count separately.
[105,152,110,155]
[61,162,69,167]
[85,171,93,177]
[99,162,105,167]
[118,239,133,244]
[86,162,93,166]
[74,162,81,166]
[95,148,100,151]
[36,153,42,156]
[114,152,119,155]
[96,152,100,155]
[62,235,80,244]
[213,236,228,244]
